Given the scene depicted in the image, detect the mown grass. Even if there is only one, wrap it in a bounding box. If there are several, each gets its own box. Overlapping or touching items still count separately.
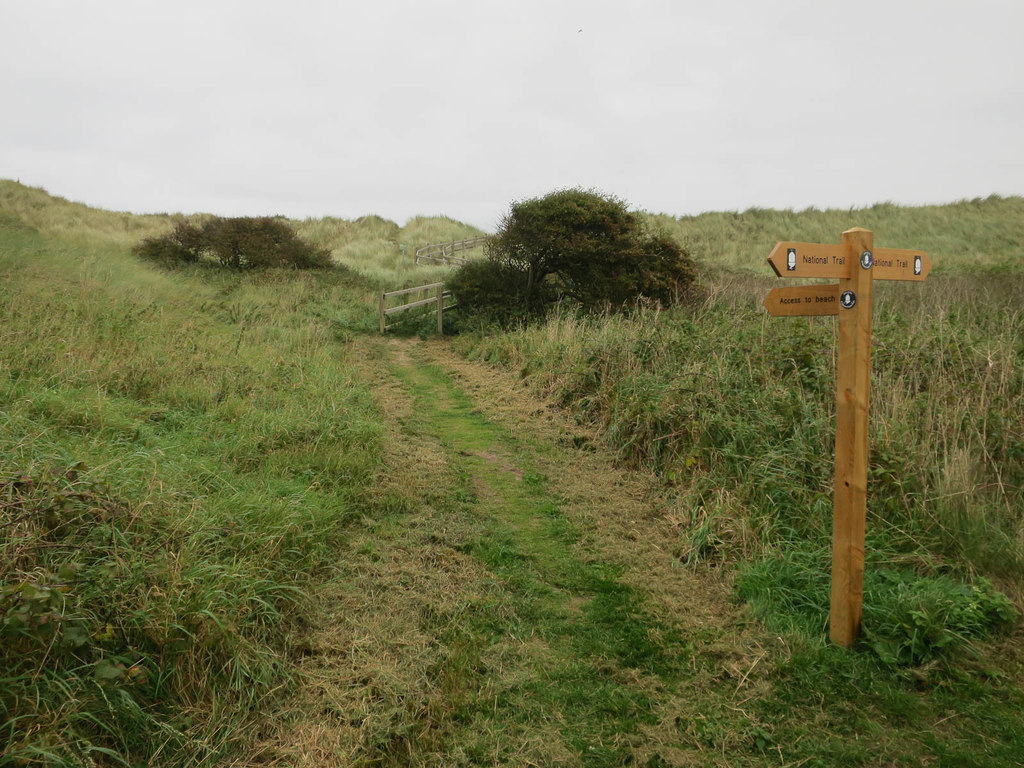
[372,348,699,766]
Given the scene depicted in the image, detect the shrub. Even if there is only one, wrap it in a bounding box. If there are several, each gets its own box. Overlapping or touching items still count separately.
[446,256,548,323]
[451,189,696,322]
[132,221,201,265]
[133,216,332,270]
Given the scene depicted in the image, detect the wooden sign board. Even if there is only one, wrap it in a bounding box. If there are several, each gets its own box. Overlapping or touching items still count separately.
[767,241,849,279]
[870,248,932,281]
[763,284,840,316]
[768,241,931,281]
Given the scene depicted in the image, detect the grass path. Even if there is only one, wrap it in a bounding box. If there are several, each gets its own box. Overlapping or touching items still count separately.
[243,337,773,767]
[236,334,1024,767]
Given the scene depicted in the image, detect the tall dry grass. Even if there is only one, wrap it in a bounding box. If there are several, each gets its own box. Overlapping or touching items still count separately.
[0,192,389,765]
[455,270,1024,610]
[648,195,1024,273]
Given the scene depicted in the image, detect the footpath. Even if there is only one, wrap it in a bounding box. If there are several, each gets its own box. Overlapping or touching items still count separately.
[243,337,772,768]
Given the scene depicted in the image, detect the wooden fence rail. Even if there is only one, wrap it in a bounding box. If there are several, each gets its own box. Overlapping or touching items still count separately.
[414,236,490,266]
[379,282,456,334]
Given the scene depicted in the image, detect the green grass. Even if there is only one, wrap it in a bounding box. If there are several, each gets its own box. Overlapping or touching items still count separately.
[370,345,697,766]
[458,272,1024,616]
[0,180,486,765]
[647,194,1024,274]
[4,179,1023,766]
[0,199,388,765]
[453,250,1024,762]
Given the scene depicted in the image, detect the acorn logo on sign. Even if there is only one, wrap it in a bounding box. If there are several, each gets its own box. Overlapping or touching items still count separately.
[840,290,857,309]
[914,255,922,275]
[787,248,797,271]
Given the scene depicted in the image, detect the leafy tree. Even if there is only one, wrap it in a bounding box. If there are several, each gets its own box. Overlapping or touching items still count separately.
[452,188,696,320]
[133,217,331,270]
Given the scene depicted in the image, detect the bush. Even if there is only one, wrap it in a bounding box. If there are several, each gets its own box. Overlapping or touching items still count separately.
[132,221,201,266]
[446,257,546,324]
[451,189,696,322]
[133,217,332,270]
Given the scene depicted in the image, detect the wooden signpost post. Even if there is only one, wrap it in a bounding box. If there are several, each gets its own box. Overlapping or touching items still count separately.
[763,228,931,647]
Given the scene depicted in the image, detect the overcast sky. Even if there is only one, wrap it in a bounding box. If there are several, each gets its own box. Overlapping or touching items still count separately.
[3,0,1022,231]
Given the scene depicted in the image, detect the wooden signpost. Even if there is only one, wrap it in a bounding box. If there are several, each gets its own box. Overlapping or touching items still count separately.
[763,228,930,647]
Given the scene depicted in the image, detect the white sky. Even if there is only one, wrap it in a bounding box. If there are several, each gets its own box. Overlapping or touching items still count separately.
[3,0,1022,231]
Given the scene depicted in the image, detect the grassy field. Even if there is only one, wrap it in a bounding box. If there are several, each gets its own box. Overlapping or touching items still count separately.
[647,194,1024,274]
[0,180,487,290]
[2,180,1022,766]
[0,181,488,765]
[0,192,385,763]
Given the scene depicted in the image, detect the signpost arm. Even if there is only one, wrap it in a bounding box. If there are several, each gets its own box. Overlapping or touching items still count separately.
[830,227,874,646]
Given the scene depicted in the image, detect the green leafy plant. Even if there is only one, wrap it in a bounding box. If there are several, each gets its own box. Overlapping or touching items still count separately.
[451,188,696,322]
[862,570,1018,665]
[445,257,539,325]
[131,220,202,265]
[133,216,332,270]
[736,552,1018,666]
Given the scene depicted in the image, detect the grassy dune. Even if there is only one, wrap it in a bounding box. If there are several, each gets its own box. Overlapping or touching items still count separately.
[0,184,391,764]
[649,195,1024,274]
[0,180,486,289]
[2,180,1022,766]
[293,213,485,287]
